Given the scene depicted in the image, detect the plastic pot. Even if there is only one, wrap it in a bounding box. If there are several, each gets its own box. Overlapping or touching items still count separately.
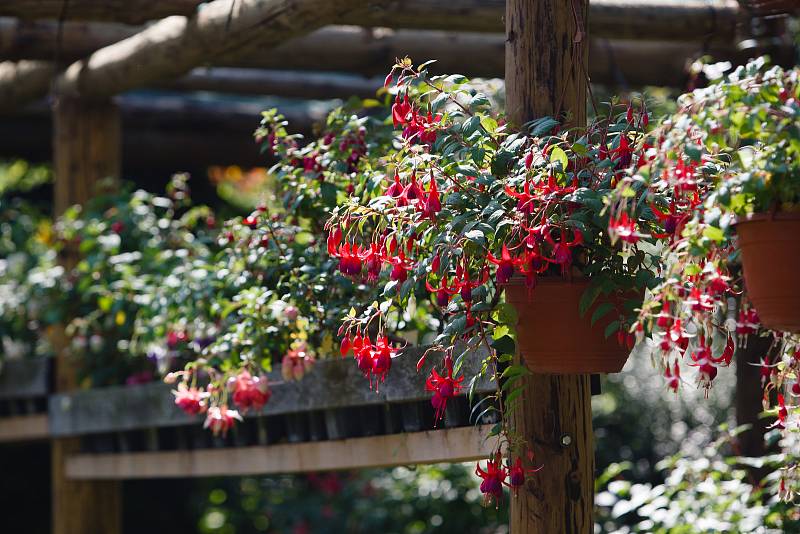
[504,278,630,374]
[736,212,800,333]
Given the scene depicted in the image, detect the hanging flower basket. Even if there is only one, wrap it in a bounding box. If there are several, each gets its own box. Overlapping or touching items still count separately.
[504,279,630,374]
[736,212,800,333]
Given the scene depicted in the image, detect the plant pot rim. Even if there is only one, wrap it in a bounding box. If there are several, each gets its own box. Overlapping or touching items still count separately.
[503,275,589,287]
[734,211,800,225]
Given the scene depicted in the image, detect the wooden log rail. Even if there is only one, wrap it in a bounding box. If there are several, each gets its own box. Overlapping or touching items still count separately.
[66,425,494,479]
[49,346,494,438]
[0,358,51,442]
[0,27,767,113]
[0,1,742,42]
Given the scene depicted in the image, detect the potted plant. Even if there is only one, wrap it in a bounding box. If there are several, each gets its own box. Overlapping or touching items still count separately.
[606,57,800,498]
[324,59,660,486]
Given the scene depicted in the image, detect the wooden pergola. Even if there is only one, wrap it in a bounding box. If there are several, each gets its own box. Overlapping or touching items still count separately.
[0,0,790,532]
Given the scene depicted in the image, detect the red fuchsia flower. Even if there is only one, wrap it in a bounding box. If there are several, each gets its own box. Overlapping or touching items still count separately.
[686,287,715,313]
[535,173,579,197]
[689,337,718,394]
[608,212,639,244]
[660,319,689,354]
[363,244,383,282]
[420,174,442,219]
[425,357,464,424]
[242,214,259,228]
[392,93,412,128]
[386,170,405,198]
[769,394,789,430]
[519,248,549,291]
[476,452,508,506]
[385,249,413,284]
[451,261,489,311]
[671,159,699,194]
[487,244,523,285]
[111,221,124,234]
[426,275,456,307]
[665,360,681,393]
[204,405,243,437]
[650,201,686,241]
[352,335,399,390]
[231,370,271,413]
[327,226,343,256]
[333,243,365,277]
[736,308,760,337]
[705,268,730,295]
[173,383,209,415]
[610,134,634,169]
[545,227,583,276]
[508,456,543,496]
[504,179,538,216]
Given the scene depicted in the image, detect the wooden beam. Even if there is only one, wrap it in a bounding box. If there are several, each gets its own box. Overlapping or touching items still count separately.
[52,99,122,534]
[0,60,53,112]
[0,358,49,399]
[232,28,750,87]
[54,0,386,99]
[0,25,764,109]
[0,1,741,42]
[0,414,49,442]
[506,1,594,533]
[158,68,383,100]
[65,425,493,479]
[0,1,201,25]
[0,17,137,60]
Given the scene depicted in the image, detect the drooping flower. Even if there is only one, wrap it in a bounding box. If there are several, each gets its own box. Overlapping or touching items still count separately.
[386,170,404,198]
[282,344,315,381]
[664,360,681,393]
[231,370,271,413]
[508,456,543,496]
[475,452,507,506]
[172,382,209,415]
[391,94,412,128]
[487,244,523,285]
[608,211,639,244]
[420,174,442,219]
[425,358,464,424]
[203,405,243,437]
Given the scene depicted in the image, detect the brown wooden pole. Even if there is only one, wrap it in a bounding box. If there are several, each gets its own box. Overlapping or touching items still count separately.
[52,96,122,534]
[506,0,594,532]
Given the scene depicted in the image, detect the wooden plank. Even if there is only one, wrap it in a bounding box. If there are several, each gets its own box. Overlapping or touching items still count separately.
[0,1,741,42]
[65,424,493,479]
[0,414,49,442]
[54,0,386,99]
[0,358,49,399]
[49,346,493,437]
[0,0,202,25]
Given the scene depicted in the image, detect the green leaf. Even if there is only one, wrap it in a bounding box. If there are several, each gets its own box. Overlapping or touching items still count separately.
[604,320,621,339]
[702,226,725,243]
[579,284,603,317]
[590,302,614,327]
[550,146,569,170]
[491,335,515,355]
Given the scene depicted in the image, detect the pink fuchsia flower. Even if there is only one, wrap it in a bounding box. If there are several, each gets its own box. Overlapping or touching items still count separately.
[282,344,315,381]
[769,394,788,430]
[386,170,405,198]
[425,358,464,424]
[664,360,681,393]
[475,452,507,507]
[419,174,441,220]
[231,370,271,413]
[391,94,412,128]
[172,382,209,416]
[204,405,243,437]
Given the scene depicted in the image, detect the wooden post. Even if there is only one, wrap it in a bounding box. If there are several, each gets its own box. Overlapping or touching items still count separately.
[506,1,594,533]
[52,96,122,534]
[735,335,772,459]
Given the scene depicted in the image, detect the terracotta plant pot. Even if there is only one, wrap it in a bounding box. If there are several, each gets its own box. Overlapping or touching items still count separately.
[504,279,630,374]
[736,212,800,333]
